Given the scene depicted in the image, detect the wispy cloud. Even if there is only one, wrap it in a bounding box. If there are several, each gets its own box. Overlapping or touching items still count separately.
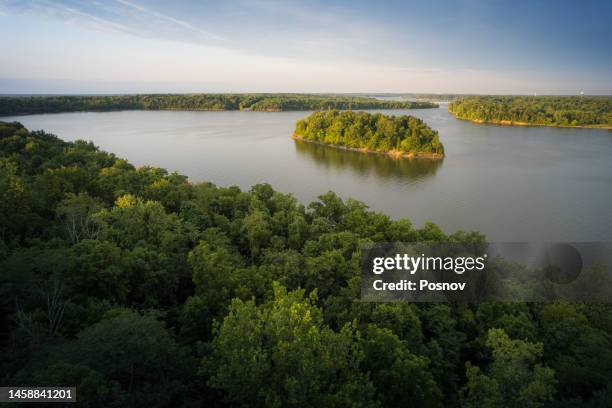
[58,4,139,36]
[112,0,224,41]
[1,0,225,44]
[0,0,398,65]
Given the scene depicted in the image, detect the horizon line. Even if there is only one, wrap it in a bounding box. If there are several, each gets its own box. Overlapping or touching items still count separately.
[2,92,612,97]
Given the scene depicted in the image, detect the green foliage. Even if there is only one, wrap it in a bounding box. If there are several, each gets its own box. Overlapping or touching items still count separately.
[538,303,612,399]
[203,283,378,407]
[449,96,612,127]
[294,109,445,156]
[460,328,556,408]
[421,304,467,401]
[28,362,127,407]
[1,120,610,407]
[14,310,196,408]
[360,324,442,407]
[0,94,438,115]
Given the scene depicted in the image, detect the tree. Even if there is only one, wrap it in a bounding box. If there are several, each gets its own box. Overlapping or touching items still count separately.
[241,209,272,258]
[26,362,127,408]
[0,159,32,242]
[294,110,444,156]
[460,328,556,408]
[189,239,241,320]
[48,310,194,408]
[56,192,104,244]
[67,239,128,303]
[449,96,612,128]
[538,303,612,399]
[203,283,378,407]
[360,324,442,407]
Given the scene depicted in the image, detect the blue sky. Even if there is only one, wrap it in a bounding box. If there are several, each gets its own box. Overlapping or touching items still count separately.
[0,0,610,94]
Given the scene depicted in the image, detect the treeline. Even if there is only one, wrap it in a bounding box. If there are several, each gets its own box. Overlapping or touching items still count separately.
[1,121,611,407]
[0,94,438,115]
[449,95,612,128]
[414,94,475,102]
[347,93,473,101]
[294,110,445,157]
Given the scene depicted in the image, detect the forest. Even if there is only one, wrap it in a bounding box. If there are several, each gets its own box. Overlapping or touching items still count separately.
[0,94,437,116]
[1,120,611,407]
[448,96,612,128]
[294,110,445,158]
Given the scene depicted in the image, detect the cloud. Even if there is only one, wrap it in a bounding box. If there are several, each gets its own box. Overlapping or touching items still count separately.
[0,0,401,66]
[58,4,140,36]
[1,0,225,44]
[1,0,609,93]
[112,0,224,41]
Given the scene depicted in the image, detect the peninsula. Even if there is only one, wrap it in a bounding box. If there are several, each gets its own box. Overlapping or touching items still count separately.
[293,110,445,159]
[449,95,612,129]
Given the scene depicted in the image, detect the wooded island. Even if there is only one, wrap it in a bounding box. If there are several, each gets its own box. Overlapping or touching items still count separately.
[293,110,445,158]
[0,94,438,115]
[449,95,612,129]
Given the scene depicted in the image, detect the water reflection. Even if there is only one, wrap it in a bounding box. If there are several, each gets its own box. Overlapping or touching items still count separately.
[294,139,443,182]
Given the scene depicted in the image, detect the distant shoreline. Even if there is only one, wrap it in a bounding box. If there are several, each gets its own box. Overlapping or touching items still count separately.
[452,116,612,130]
[0,106,437,118]
[292,133,445,160]
[0,94,439,116]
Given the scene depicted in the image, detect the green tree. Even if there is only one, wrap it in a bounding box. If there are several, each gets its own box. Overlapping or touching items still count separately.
[360,324,442,407]
[241,209,272,258]
[538,303,612,399]
[460,328,556,408]
[203,283,377,407]
[56,192,104,244]
[0,159,32,242]
[294,110,444,156]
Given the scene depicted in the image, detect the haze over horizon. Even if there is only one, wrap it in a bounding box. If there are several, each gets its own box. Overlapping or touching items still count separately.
[1,0,611,95]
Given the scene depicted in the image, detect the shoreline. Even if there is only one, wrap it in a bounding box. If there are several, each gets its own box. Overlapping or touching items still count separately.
[0,105,439,117]
[292,133,445,160]
[450,114,612,130]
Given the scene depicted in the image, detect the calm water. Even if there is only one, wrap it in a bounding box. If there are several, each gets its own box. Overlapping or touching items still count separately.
[3,108,612,241]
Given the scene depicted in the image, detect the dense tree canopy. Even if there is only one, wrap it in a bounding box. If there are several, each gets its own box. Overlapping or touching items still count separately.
[1,120,611,407]
[0,94,437,115]
[449,96,612,128]
[294,110,445,157]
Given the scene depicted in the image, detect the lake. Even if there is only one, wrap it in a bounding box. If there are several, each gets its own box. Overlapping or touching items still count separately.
[3,107,612,241]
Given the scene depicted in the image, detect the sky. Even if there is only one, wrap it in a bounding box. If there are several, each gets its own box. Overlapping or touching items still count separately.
[0,0,611,94]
